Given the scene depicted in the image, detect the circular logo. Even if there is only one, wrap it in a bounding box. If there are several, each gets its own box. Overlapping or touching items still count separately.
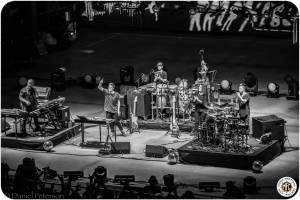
[277,177,298,197]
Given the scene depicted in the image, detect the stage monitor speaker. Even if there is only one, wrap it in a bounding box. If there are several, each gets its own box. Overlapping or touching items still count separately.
[252,115,286,141]
[1,119,10,132]
[111,142,131,154]
[145,145,168,158]
[120,66,134,85]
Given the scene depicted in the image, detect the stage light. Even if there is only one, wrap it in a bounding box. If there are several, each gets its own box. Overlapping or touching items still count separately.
[17,76,28,88]
[284,74,299,100]
[79,74,97,89]
[168,149,179,165]
[219,80,233,94]
[243,72,258,95]
[243,176,259,194]
[252,160,263,173]
[267,82,280,98]
[43,140,54,152]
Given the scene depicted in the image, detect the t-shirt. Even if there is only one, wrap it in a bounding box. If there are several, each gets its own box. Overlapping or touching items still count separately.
[238,92,250,118]
[102,89,121,113]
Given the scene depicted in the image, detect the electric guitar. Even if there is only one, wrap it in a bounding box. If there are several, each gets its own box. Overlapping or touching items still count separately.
[130,96,139,133]
[170,95,180,137]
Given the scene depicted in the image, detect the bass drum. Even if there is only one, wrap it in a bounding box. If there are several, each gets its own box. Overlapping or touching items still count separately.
[156,96,167,108]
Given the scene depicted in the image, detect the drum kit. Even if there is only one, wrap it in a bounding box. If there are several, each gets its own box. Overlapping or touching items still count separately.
[196,105,250,152]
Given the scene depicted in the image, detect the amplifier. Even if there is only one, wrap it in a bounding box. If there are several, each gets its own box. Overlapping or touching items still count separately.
[111,142,131,154]
[252,115,286,141]
[127,90,151,119]
[145,145,169,158]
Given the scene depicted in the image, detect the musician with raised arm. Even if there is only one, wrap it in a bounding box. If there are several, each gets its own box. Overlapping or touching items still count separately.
[98,78,126,136]
[236,83,250,124]
[19,79,41,134]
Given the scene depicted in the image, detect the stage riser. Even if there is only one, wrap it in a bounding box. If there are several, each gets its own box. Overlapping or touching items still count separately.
[178,140,282,170]
[138,120,193,132]
[1,124,82,151]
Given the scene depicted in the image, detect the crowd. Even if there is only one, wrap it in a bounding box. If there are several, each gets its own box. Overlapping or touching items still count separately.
[1,157,246,199]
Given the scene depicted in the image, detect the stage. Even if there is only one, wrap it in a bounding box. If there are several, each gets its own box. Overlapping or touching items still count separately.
[1,124,82,150]
[1,29,298,198]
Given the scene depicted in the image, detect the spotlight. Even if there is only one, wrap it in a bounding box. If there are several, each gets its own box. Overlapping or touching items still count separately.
[243,72,258,95]
[243,176,259,194]
[43,140,54,152]
[93,166,107,184]
[79,74,96,89]
[267,82,280,98]
[252,160,263,173]
[219,80,233,94]
[284,74,299,100]
[168,149,179,165]
[17,76,28,88]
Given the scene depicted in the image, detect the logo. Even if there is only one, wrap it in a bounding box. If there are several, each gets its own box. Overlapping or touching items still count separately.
[277,177,298,197]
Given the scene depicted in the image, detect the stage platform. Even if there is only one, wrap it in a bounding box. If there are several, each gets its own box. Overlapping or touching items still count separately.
[1,124,82,150]
[178,138,283,170]
[138,119,193,132]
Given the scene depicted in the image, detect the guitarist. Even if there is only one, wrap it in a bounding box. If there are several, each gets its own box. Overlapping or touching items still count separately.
[98,78,126,136]
[19,79,41,134]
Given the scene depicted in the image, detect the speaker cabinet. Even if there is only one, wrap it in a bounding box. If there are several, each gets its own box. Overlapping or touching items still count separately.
[127,89,151,119]
[145,145,168,158]
[111,142,131,154]
[252,115,286,141]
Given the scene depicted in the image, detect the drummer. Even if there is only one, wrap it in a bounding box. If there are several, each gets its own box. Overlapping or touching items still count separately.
[154,62,168,84]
